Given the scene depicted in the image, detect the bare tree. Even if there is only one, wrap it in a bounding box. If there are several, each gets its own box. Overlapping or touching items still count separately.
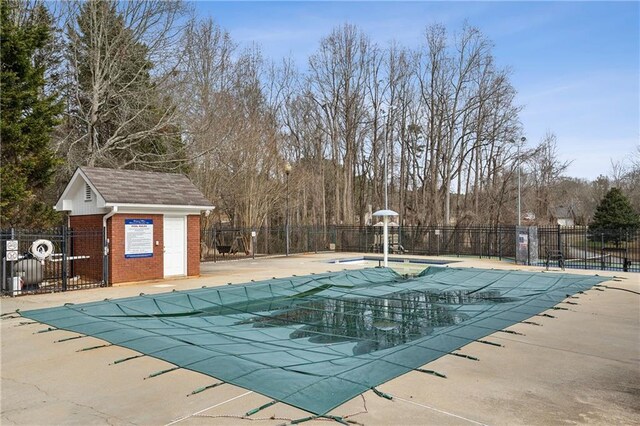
[46,9,555,229]
[413,24,521,225]
[62,0,188,171]
[309,24,372,224]
[174,16,238,216]
[527,132,571,222]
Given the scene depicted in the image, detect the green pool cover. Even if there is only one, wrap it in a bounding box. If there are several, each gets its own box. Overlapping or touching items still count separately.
[22,267,607,415]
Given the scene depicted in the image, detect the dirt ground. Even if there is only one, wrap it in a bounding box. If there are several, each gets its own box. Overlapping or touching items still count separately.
[1,253,639,425]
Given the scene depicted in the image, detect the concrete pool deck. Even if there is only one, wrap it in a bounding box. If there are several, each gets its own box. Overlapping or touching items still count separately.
[1,253,639,425]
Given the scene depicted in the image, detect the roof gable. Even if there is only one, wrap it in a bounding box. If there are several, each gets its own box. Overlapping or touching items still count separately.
[56,167,214,211]
[550,205,576,219]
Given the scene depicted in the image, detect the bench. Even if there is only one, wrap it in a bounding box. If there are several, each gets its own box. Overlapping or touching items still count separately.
[216,245,232,256]
[545,249,564,270]
[601,247,632,272]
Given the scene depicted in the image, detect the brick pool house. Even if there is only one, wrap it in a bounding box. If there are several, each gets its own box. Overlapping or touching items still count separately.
[55,167,214,285]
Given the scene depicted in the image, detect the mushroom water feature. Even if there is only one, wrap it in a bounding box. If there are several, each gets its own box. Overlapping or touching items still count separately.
[372,209,398,267]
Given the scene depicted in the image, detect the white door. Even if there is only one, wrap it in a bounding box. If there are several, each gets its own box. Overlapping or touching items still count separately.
[164,216,186,277]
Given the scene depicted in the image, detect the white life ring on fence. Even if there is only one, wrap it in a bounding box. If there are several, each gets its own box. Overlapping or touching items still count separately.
[30,239,54,261]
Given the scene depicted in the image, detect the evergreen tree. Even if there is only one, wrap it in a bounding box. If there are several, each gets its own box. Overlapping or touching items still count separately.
[590,187,640,244]
[0,0,62,227]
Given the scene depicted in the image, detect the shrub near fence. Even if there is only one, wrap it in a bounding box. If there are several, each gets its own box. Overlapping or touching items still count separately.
[1,228,104,295]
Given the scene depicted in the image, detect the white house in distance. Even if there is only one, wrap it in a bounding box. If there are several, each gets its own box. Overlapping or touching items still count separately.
[55,167,214,284]
[550,206,577,227]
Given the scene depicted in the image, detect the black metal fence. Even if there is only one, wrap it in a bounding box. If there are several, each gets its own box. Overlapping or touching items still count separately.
[201,225,517,261]
[3,223,636,295]
[1,228,105,296]
[201,224,639,272]
[537,226,639,272]
[200,226,337,261]
[335,225,517,259]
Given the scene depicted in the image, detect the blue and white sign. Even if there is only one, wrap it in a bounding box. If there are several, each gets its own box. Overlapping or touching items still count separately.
[125,219,153,258]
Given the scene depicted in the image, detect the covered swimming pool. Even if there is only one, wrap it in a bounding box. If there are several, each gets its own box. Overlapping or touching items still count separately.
[21,267,607,417]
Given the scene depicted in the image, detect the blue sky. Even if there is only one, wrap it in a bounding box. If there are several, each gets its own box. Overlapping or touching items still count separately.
[195,1,639,181]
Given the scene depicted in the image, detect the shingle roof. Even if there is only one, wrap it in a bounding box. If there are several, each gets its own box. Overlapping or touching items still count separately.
[80,167,214,207]
[550,205,575,219]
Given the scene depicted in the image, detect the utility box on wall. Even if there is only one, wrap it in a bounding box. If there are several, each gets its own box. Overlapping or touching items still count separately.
[55,167,214,285]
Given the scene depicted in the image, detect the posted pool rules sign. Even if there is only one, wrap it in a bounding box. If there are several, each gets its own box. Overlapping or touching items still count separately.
[125,219,153,258]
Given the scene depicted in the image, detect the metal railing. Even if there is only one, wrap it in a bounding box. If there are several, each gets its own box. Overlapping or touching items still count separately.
[1,227,105,296]
[201,224,639,272]
[201,225,517,261]
[200,226,336,261]
[335,225,517,260]
[537,226,639,272]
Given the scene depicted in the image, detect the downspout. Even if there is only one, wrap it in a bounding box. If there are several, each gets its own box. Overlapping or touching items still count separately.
[102,206,118,285]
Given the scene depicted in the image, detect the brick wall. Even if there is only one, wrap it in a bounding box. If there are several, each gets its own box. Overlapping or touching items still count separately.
[69,215,103,282]
[108,214,164,284]
[187,215,200,276]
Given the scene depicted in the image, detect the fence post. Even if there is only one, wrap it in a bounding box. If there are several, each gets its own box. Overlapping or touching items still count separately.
[623,230,629,272]
[600,233,605,270]
[61,226,68,291]
[314,225,318,253]
[102,226,108,285]
[527,227,531,266]
[213,228,217,263]
[455,228,459,257]
[583,227,587,270]
[252,229,256,259]
[69,228,75,279]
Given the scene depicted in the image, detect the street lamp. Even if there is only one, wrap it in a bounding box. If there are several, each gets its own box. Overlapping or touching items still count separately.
[285,162,292,256]
[517,136,526,226]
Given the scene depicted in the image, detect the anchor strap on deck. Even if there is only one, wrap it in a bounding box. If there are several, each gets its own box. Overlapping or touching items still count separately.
[415,368,447,378]
[245,400,278,417]
[188,382,225,396]
[371,387,393,400]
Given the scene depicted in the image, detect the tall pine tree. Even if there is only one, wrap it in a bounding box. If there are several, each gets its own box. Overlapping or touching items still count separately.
[0,0,62,227]
[590,187,640,244]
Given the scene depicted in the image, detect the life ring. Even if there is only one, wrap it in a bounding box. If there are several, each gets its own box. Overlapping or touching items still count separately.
[30,239,54,261]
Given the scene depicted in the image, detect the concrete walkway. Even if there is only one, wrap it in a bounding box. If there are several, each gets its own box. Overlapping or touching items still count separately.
[2,253,638,425]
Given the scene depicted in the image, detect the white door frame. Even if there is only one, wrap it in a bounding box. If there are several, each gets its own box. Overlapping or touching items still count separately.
[163,215,187,277]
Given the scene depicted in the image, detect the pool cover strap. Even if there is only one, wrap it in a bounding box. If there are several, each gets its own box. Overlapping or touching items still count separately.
[21,267,607,416]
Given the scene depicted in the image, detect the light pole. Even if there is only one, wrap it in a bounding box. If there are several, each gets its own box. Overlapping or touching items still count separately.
[517,136,526,226]
[383,122,389,211]
[382,106,395,210]
[285,162,291,256]
[374,107,398,267]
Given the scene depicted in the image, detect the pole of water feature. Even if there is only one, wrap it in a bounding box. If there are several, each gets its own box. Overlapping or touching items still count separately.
[373,209,397,269]
[383,215,389,267]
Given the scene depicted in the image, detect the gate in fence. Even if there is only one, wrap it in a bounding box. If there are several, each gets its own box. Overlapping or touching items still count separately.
[1,228,105,296]
[537,226,639,272]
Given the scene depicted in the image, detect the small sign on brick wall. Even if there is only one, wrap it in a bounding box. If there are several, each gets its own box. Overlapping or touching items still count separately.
[125,219,153,258]
[6,240,18,261]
